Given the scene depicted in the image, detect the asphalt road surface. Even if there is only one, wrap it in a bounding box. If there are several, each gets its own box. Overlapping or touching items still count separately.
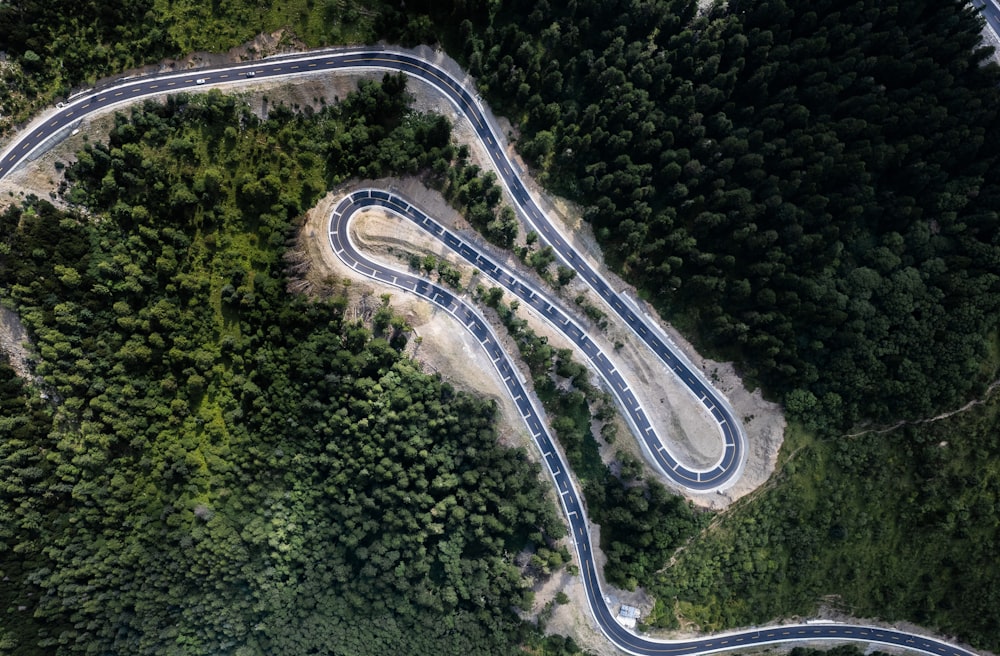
[972,0,1000,41]
[0,46,981,656]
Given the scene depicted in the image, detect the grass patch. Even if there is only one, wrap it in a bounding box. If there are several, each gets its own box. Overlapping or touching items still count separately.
[153,0,387,53]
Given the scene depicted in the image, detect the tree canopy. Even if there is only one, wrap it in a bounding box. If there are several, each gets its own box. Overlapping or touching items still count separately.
[0,81,575,655]
[441,0,1000,430]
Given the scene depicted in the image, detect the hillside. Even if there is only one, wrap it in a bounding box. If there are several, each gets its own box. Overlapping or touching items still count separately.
[1,0,999,653]
[0,84,585,655]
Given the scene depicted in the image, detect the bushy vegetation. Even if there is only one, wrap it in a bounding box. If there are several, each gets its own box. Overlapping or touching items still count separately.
[790,648,890,656]
[440,150,521,248]
[0,0,176,126]
[150,0,385,53]
[0,0,423,132]
[650,400,1000,649]
[0,80,586,655]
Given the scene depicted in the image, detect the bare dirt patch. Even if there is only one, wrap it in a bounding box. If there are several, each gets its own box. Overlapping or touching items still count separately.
[632,314,786,509]
[526,528,612,656]
[296,187,532,454]
[350,210,457,276]
[0,306,37,384]
[0,111,117,205]
[535,568,623,656]
[980,24,1000,66]
[536,520,661,656]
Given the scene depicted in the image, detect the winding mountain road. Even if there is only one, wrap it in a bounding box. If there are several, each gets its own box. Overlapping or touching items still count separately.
[329,190,980,656]
[0,46,982,656]
[0,47,744,491]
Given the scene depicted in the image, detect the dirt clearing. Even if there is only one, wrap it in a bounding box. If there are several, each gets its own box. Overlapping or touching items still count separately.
[296,187,534,455]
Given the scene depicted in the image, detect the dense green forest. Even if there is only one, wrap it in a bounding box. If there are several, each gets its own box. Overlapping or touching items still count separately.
[0,82,594,655]
[3,0,1000,652]
[652,392,1000,649]
[443,0,1000,431]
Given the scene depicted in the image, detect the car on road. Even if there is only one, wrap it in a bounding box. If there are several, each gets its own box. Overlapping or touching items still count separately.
[196,78,206,85]
[246,71,255,78]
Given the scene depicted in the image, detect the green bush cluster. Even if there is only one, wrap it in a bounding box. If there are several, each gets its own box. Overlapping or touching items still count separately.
[652,404,1000,649]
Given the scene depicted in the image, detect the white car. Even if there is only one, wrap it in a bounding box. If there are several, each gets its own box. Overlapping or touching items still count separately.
[196,78,206,85]
[246,71,255,78]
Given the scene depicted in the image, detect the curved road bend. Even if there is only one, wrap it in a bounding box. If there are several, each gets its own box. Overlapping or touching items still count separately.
[0,47,744,492]
[332,189,740,487]
[0,46,982,656]
[330,191,981,656]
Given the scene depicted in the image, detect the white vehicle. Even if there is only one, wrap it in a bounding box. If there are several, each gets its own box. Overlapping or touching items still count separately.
[245,71,255,78]
[196,78,206,85]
